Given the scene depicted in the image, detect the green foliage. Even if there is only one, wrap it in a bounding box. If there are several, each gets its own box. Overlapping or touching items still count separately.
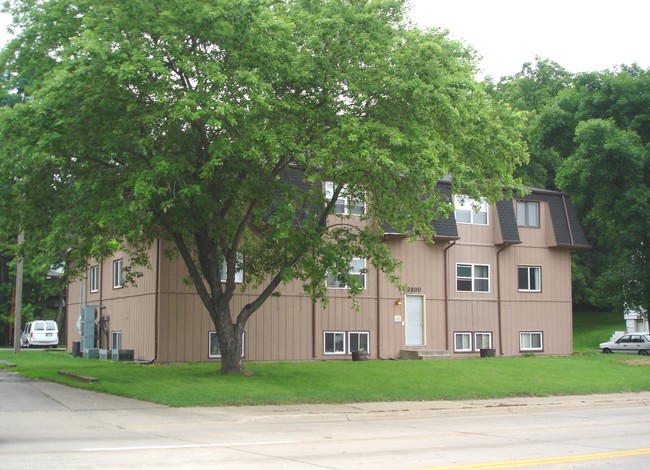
[0,0,525,371]
[1,348,648,406]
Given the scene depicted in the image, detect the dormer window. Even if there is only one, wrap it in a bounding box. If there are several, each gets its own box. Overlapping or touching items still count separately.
[454,196,488,225]
[325,182,365,216]
[517,201,540,227]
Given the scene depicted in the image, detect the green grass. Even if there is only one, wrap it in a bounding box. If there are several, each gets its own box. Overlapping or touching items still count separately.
[1,309,647,407]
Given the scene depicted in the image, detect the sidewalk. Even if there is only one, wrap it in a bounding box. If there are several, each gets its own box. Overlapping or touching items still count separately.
[2,368,649,423]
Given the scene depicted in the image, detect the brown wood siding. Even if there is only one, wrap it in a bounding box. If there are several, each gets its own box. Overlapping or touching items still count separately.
[66,245,159,361]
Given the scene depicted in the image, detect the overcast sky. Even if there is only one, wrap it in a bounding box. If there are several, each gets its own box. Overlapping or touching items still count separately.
[408,0,650,79]
[1,2,649,81]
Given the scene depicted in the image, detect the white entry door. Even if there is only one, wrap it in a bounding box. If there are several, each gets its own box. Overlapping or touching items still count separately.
[405,295,424,346]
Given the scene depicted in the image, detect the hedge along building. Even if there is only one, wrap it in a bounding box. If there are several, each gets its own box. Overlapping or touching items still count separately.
[66,180,589,362]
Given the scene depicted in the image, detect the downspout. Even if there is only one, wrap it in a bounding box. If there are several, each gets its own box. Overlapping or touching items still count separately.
[312,299,317,358]
[443,240,456,351]
[154,238,160,363]
[496,243,512,356]
[376,264,381,359]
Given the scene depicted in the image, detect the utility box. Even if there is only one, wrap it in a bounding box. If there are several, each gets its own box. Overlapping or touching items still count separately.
[111,349,134,361]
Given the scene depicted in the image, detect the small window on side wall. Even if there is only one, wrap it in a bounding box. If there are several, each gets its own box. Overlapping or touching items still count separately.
[517,201,540,227]
[520,332,543,351]
[455,195,488,225]
[324,331,346,354]
[348,331,369,354]
[327,258,366,289]
[90,265,99,293]
[518,266,541,292]
[113,259,123,289]
[454,332,472,352]
[208,331,245,358]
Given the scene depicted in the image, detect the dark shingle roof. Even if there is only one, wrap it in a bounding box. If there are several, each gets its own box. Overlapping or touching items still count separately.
[495,199,521,244]
[518,188,590,248]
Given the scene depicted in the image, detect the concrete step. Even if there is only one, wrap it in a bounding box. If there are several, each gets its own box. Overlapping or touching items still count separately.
[399,349,451,360]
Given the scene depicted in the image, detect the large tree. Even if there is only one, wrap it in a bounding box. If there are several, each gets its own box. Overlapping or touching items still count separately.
[0,0,526,373]
[540,66,650,315]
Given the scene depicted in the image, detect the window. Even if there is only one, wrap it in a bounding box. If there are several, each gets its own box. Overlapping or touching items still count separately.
[456,263,490,292]
[208,331,245,358]
[517,201,540,227]
[520,332,543,351]
[324,331,346,354]
[454,332,472,352]
[325,182,365,216]
[327,258,367,289]
[348,332,369,353]
[474,332,492,351]
[518,266,541,292]
[219,253,244,283]
[112,259,123,289]
[89,265,99,293]
[111,330,122,350]
[455,195,488,225]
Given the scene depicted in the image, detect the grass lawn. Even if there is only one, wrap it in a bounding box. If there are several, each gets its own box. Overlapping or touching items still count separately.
[1,310,647,407]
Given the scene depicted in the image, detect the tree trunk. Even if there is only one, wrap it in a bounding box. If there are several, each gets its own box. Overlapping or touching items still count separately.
[216,319,246,374]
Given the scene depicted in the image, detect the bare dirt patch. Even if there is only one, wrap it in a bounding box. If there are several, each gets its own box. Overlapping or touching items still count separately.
[620,357,650,366]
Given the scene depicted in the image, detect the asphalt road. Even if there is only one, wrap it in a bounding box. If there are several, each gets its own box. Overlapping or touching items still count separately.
[1,368,649,469]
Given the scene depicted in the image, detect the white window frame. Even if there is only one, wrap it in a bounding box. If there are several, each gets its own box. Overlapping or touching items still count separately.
[219,253,244,284]
[325,182,365,216]
[327,258,367,289]
[89,265,99,293]
[517,200,540,227]
[208,331,245,358]
[474,332,493,351]
[454,332,472,352]
[324,331,346,355]
[520,332,543,351]
[348,331,370,354]
[112,259,123,289]
[518,266,541,292]
[111,330,122,350]
[455,195,488,225]
[456,263,490,293]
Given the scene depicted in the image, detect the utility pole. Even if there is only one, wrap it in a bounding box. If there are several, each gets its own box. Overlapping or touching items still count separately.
[13,231,24,353]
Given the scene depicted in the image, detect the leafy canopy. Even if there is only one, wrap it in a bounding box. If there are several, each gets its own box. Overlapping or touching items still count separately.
[0,0,526,371]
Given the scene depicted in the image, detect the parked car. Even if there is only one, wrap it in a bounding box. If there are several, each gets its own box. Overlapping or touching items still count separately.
[20,320,59,348]
[599,333,650,355]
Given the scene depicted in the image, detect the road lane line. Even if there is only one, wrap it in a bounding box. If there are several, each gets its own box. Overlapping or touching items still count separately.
[82,440,300,452]
[422,448,650,469]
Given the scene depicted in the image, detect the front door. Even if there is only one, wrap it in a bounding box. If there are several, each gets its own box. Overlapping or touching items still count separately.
[405,295,424,346]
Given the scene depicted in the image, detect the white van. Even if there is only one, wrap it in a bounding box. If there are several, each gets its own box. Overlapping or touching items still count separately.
[20,320,59,348]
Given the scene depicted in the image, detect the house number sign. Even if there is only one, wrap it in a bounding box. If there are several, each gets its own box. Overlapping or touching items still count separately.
[406,286,422,293]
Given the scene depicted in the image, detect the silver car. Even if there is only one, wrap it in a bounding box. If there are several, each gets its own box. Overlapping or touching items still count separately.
[599,333,650,355]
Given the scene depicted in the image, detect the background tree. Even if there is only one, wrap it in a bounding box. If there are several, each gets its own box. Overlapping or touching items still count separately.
[0,0,526,373]
[488,57,573,188]
[538,66,650,315]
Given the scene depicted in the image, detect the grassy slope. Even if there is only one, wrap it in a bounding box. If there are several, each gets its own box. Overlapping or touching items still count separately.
[1,310,647,407]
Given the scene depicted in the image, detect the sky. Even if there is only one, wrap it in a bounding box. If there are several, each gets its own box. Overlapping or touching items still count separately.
[1,1,649,81]
[408,0,650,79]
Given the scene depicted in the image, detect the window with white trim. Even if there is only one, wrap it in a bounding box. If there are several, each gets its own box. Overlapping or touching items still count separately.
[474,332,492,351]
[456,263,490,292]
[89,265,99,293]
[455,195,488,225]
[111,330,122,350]
[454,332,472,352]
[520,332,543,351]
[208,331,245,358]
[348,331,369,354]
[518,266,541,292]
[112,259,123,289]
[325,182,365,216]
[327,258,367,289]
[324,331,346,354]
[219,253,244,283]
[517,201,540,227]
